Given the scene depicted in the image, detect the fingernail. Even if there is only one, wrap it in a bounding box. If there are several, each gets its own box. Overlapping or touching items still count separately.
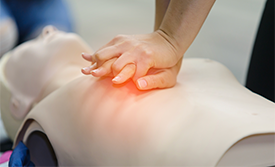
[82,67,90,71]
[82,52,94,63]
[91,69,100,74]
[81,67,92,74]
[82,64,96,73]
[81,52,87,58]
[82,52,88,56]
[112,76,121,82]
[138,79,147,89]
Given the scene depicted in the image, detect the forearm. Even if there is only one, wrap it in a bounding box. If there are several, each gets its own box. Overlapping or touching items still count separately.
[154,0,170,31]
[158,0,215,59]
[86,0,215,89]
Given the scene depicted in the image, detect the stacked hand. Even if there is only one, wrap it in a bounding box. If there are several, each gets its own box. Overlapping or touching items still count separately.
[81,30,183,90]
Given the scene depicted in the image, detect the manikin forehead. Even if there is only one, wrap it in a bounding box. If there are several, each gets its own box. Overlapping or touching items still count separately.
[11,30,85,59]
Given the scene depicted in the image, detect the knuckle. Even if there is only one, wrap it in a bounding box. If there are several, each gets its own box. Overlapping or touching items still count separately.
[126,52,132,57]
[114,34,126,40]
[112,44,119,50]
[158,76,166,87]
[134,44,145,54]
[128,64,136,74]
[143,49,153,57]
[139,46,152,56]
[122,39,134,46]
[147,75,156,87]
[140,49,154,68]
[133,42,142,48]
[145,50,155,67]
[112,62,120,73]
[102,61,111,69]
[129,63,136,69]
[94,53,102,62]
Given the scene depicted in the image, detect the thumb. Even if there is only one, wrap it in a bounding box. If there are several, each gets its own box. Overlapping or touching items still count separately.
[136,70,177,90]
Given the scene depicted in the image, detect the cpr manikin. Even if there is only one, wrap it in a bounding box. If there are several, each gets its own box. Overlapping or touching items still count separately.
[0,26,274,166]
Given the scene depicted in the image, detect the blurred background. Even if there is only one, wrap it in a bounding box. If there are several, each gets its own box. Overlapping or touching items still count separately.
[66,0,266,85]
[0,0,270,160]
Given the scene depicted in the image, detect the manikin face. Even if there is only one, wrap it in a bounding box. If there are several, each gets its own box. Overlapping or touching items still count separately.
[4,26,92,121]
[5,25,92,92]
[9,25,91,66]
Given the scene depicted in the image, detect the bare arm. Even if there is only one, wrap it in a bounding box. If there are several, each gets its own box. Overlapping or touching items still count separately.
[154,0,170,31]
[82,0,215,90]
[158,0,216,59]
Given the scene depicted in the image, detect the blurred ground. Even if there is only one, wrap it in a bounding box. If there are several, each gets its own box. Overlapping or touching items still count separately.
[66,0,265,85]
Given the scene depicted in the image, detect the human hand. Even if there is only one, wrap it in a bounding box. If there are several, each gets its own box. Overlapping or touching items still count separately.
[81,56,182,90]
[134,57,182,90]
[81,30,181,82]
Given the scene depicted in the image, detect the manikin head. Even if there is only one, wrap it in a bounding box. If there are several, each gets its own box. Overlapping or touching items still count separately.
[1,26,92,139]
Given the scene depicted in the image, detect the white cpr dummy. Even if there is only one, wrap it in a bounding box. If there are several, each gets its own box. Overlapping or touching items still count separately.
[0,26,274,166]
[0,26,92,139]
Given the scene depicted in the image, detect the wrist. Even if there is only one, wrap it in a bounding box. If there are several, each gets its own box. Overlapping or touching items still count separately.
[155,29,183,61]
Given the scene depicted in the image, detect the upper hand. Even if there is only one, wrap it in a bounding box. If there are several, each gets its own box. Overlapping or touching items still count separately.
[81,30,180,82]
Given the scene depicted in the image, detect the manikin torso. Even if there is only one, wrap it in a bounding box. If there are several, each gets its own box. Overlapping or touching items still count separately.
[0,27,274,166]
[13,60,275,166]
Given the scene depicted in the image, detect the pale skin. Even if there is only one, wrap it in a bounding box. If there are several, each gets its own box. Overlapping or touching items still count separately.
[81,0,215,90]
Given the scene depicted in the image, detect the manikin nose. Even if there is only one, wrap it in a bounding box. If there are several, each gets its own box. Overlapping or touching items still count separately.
[42,26,58,36]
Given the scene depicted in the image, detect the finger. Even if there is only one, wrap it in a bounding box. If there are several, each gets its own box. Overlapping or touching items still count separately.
[81,63,97,75]
[132,62,151,81]
[112,51,151,81]
[112,64,136,84]
[97,34,126,50]
[136,69,177,90]
[81,52,94,62]
[91,58,117,77]
[91,45,123,67]
[111,52,136,76]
